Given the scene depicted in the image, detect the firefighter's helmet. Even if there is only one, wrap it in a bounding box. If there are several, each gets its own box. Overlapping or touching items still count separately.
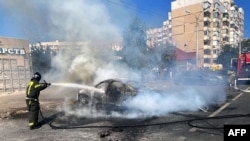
[32,72,41,81]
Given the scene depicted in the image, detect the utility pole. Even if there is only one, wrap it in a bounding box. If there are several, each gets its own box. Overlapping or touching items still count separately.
[185,10,199,68]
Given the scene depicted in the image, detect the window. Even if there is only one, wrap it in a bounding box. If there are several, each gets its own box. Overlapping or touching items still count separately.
[204,40,210,45]
[204,49,211,55]
[223,13,229,18]
[213,49,218,54]
[204,21,210,27]
[204,31,208,35]
[223,37,229,42]
[223,21,229,26]
[204,58,210,63]
[213,22,220,28]
[214,2,220,9]
[225,29,229,34]
[203,2,211,9]
[204,12,211,18]
[213,12,220,18]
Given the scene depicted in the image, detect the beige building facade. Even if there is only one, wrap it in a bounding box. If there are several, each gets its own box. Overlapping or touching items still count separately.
[171,0,244,68]
[0,37,31,92]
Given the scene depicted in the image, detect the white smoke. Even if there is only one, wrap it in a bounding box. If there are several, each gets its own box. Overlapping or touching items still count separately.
[123,87,226,117]
[56,84,226,119]
[47,0,122,43]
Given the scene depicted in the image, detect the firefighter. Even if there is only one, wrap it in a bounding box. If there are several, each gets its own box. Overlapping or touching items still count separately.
[25,72,50,130]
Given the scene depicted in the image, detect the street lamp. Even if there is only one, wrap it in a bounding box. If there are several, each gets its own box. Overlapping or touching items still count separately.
[185,10,199,68]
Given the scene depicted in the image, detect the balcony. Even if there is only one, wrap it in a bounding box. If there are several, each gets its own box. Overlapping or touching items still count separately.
[204,45,210,49]
[204,17,211,22]
[223,41,229,44]
[212,54,218,58]
[222,33,228,37]
[213,27,219,32]
[230,31,235,35]
[204,55,211,58]
[223,17,229,21]
[230,20,235,25]
[213,18,219,22]
[204,35,210,40]
[213,45,220,49]
[204,26,210,31]
[213,36,220,41]
[230,42,238,46]
[168,12,172,20]
[223,26,229,29]
[229,38,235,42]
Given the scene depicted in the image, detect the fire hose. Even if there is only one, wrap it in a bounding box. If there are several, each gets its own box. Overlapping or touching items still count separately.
[38,107,250,130]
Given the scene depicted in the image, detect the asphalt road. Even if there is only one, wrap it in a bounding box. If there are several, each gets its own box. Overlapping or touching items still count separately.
[0,81,250,141]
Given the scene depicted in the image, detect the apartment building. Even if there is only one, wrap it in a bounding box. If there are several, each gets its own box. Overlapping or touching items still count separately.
[171,0,244,68]
[30,40,122,60]
[146,20,172,48]
[0,37,31,92]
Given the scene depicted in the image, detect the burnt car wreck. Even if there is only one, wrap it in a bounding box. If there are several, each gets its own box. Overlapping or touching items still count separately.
[77,79,139,113]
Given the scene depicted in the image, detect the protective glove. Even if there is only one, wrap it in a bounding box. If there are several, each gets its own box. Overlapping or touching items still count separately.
[43,80,51,87]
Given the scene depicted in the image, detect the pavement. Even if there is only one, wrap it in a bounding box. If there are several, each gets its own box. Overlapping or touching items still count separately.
[0,86,80,119]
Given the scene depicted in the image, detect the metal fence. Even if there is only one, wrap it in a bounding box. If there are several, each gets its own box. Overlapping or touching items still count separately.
[0,58,31,93]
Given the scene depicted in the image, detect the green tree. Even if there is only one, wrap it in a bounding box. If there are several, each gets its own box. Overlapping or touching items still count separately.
[30,44,57,74]
[120,17,149,70]
[147,43,176,71]
[216,44,238,69]
[241,38,250,52]
[159,43,176,70]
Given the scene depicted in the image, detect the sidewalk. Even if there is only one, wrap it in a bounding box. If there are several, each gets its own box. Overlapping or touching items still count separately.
[0,91,26,111]
[0,86,77,119]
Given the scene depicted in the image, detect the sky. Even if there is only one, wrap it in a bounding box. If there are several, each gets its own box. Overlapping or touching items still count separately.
[0,0,249,42]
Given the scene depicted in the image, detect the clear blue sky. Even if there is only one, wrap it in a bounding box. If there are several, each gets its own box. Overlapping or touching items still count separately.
[0,0,249,40]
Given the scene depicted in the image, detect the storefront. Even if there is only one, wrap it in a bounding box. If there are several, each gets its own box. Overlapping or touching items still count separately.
[0,37,31,93]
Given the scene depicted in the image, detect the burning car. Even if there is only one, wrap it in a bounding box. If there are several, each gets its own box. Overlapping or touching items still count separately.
[77,79,139,112]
